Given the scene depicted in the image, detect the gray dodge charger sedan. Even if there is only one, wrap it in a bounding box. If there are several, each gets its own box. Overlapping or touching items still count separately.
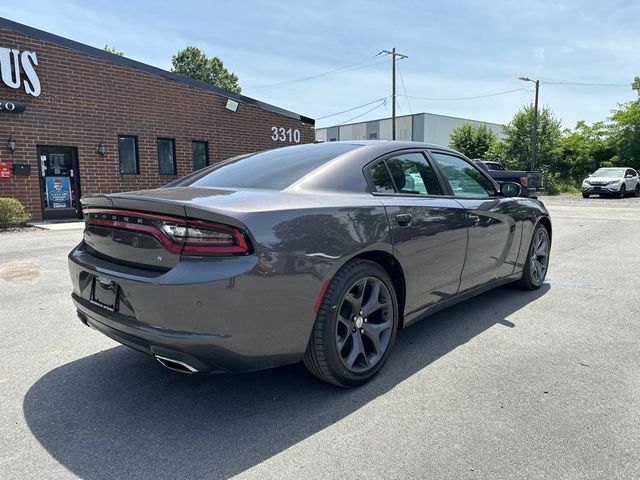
[68,141,551,387]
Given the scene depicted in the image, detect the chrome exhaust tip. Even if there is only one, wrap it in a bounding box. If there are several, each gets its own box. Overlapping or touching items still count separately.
[154,355,199,374]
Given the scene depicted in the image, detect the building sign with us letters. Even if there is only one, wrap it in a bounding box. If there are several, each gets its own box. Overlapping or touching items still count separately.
[46,176,72,208]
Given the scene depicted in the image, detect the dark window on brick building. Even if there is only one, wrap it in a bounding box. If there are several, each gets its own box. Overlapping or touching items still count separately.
[118,136,139,174]
[157,138,176,175]
[192,141,209,171]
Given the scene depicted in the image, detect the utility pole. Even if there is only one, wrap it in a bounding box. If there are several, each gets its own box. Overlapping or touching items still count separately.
[382,47,408,140]
[518,76,540,170]
[531,79,540,171]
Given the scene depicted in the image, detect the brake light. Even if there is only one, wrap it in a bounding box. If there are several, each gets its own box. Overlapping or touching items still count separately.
[178,221,249,254]
[84,209,250,255]
[520,176,528,187]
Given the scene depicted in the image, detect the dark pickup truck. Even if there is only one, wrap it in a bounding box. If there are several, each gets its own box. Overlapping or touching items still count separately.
[473,159,544,197]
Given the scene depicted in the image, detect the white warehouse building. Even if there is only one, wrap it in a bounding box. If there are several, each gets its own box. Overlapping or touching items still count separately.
[315,112,504,145]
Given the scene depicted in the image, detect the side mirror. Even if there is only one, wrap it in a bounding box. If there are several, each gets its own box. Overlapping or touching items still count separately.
[500,182,522,197]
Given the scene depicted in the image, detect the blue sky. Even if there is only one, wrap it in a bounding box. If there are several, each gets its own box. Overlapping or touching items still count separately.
[2,0,638,129]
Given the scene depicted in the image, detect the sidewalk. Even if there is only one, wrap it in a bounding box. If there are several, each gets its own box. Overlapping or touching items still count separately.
[27,220,85,231]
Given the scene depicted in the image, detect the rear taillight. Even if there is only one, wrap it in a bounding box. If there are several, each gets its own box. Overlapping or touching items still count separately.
[85,209,250,255]
[165,220,249,254]
[520,176,528,188]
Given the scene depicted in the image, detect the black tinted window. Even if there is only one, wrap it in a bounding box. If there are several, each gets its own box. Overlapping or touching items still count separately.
[383,152,443,195]
[367,153,443,196]
[118,136,138,174]
[431,152,495,198]
[189,143,359,190]
[157,138,176,175]
[192,141,208,171]
[368,161,395,193]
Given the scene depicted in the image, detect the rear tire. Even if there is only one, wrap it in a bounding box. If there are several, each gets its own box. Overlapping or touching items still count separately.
[303,260,399,387]
[516,223,550,290]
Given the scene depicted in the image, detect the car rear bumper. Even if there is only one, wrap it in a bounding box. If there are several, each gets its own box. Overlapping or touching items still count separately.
[524,187,545,197]
[68,242,323,373]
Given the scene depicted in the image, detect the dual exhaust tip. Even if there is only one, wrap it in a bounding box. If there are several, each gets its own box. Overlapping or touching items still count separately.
[154,354,199,374]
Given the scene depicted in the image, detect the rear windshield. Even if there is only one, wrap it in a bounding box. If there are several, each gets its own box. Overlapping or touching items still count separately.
[186,143,360,190]
[486,162,504,171]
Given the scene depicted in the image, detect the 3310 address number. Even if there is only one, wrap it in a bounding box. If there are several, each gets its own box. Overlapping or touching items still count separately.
[271,127,301,143]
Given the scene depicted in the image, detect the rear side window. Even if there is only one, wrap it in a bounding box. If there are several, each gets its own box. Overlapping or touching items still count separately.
[189,143,359,190]
[367,152,443,196]
[431,152,496,198]
[368,162,395,194]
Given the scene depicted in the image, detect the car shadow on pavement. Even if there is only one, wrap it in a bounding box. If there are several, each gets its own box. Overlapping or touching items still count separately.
[23,283,549,479]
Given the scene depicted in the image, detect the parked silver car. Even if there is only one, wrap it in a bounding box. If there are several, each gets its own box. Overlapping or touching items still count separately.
[582,167,640,198]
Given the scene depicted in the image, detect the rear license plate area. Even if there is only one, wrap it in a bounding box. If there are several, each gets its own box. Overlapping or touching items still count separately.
[91,276,119,312]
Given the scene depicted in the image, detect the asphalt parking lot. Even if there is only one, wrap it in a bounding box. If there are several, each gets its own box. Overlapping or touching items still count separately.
[1,194,639,480]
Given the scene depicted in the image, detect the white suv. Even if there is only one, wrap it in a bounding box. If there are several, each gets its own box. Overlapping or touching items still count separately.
[582,167,640,198]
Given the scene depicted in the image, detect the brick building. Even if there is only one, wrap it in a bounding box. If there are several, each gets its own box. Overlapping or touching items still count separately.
[0,18,315,221]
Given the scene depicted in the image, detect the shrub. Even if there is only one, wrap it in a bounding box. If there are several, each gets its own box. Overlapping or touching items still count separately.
[542,171,561,195]
[0,198,31,228]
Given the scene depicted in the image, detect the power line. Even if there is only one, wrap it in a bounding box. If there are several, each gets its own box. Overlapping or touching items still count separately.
[245,56,387,93]
[315,97,388,120]
[397,61,412,114]
[335,98,388,126]
[541,80,629,87]
[400,87,530,101]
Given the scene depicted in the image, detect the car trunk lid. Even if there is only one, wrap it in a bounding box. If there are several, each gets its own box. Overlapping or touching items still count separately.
[81,188,251,270]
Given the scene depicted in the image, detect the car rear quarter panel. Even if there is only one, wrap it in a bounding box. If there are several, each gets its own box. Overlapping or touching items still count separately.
[190,199,392,367]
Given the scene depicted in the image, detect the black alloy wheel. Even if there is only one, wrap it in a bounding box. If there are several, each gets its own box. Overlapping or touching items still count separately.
[619,184,626,198]
[517,224,550,290]
[304,260,398,387]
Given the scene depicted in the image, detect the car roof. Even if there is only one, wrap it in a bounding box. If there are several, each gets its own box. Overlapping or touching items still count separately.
[289,140,473,194]
[317,140,461,154]
[595,166,635,170]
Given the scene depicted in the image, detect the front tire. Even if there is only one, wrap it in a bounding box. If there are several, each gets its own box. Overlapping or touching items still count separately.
[303,260,399,387]
[634,185,639,198]
[618,185,626,198]
[582,192,590,198]
[516,223,550,290]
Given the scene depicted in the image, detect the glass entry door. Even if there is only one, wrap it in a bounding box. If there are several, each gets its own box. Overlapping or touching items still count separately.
[37,146,82,220]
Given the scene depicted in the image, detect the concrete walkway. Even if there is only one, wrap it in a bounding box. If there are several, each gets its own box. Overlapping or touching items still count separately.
[27,220,85,231]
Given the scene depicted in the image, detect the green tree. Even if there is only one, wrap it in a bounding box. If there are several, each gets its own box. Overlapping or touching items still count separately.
[171,46,241,93]
[609,76,640,170]
[449,122,497,159]
[103,45,124,56]
[497,104,562,171]
[555,121,615,181]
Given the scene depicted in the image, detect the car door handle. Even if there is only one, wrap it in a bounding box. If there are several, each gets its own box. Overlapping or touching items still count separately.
[395,214,413,227]
[467,213,480,226]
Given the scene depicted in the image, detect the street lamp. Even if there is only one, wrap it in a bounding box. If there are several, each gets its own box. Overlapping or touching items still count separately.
[519,76,540,171]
